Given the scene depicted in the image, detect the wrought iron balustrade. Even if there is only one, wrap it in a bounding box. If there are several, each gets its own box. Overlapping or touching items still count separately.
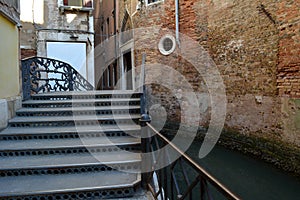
[140,121,240,200]
[22,57,94,100]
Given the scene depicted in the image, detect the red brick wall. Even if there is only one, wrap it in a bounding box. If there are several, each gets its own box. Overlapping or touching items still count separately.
[21,49,36,59]
[129,0,300,146]
[277,0,300,98]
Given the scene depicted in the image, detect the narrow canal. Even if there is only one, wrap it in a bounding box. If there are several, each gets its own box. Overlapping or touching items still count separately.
[185,140,300,200]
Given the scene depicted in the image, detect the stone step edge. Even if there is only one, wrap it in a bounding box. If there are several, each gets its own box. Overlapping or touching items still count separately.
[9,115,141,123]
[0,159,141,172]
[17,106,141,112]
[32,90,142,96]
[1,125,141,134]
[0,178,141,198]
[0,141,141,151]
[23,98,141,104]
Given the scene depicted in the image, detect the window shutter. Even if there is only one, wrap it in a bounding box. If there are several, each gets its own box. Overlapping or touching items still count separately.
[83,0,92,7]
[63,0,68,6]
[63,0,92,8]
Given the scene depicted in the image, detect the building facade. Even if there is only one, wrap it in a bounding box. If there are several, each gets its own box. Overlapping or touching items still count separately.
[0,0,22,129]
[94,0,135,90]
[20,0,95,86]
[95,0,300,172]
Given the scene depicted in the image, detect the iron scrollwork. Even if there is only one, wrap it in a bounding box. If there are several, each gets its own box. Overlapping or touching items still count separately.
[22,57,94,100]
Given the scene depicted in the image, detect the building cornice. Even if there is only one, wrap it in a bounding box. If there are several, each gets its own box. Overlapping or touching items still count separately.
[0,0,20,26]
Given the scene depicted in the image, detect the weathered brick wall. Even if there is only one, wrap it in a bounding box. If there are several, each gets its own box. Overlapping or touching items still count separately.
[20,22,36,51]
[277,0,300,97]
[21,49,36,59]
[132,0,211,126]
[206,0,286,142]
[129,0,300,148]
[44,1,91,31]
[208,0,279,96]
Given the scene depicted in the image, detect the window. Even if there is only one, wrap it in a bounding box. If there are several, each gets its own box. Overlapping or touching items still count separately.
[158,34,176,56]
[63,0,92,8]
[106,17,110,39]
[146,0,163,6]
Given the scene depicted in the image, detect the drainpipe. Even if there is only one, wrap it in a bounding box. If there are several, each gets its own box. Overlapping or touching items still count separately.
[113,0,117,58]
[175,0,180,47]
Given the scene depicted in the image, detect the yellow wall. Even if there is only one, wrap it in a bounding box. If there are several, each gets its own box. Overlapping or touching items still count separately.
[0,14,20,99]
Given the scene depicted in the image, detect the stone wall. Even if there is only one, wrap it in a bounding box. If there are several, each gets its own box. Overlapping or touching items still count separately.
[128,0,300,171]
[0,0,19,25]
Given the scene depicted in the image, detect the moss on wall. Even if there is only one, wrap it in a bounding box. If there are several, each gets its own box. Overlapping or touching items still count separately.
[161,120,300,177]
[218,128,300,177]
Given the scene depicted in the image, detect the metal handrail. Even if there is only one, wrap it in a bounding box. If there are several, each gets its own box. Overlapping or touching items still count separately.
[138,53,238,199]
[21,57,94,100]
[145,122,240,200]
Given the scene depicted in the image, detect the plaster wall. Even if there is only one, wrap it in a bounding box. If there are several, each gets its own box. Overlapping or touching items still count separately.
[0,14,20,99]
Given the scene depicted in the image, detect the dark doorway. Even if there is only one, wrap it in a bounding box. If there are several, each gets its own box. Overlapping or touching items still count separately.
[98,61,117,90]
[123,52,133,90]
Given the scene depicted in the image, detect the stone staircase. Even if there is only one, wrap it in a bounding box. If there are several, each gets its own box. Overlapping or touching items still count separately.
[0,91,144,200]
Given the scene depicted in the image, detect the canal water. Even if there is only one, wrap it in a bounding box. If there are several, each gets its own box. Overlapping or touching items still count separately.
[185,140,300,200]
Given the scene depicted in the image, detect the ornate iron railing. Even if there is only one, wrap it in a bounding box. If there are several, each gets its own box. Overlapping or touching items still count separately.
[139,120,240,200]
[21,57,94,100]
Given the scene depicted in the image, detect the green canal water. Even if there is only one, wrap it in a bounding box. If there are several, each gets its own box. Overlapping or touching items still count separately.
[185,140,300,200]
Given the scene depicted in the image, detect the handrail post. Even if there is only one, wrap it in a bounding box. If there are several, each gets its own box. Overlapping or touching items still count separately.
[67,66,74,91]
[139,53,151,189]
[21,59,32,100]
[140,114,151,189]
[140,53,147,115]
[146,123,241,200]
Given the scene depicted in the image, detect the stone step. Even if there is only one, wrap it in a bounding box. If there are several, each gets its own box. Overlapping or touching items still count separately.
[16,105,141,116]
[0,137,140,157]
[22,98,141,108]
[31,90,141,100]
[110,189,153,200]
[0,125,141,140]
[0,151,141,176]
[0,171,140,199]
[0,136,140,150]
[0,90,143,199]
[9,114,141,127]
[17,105,141,112]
